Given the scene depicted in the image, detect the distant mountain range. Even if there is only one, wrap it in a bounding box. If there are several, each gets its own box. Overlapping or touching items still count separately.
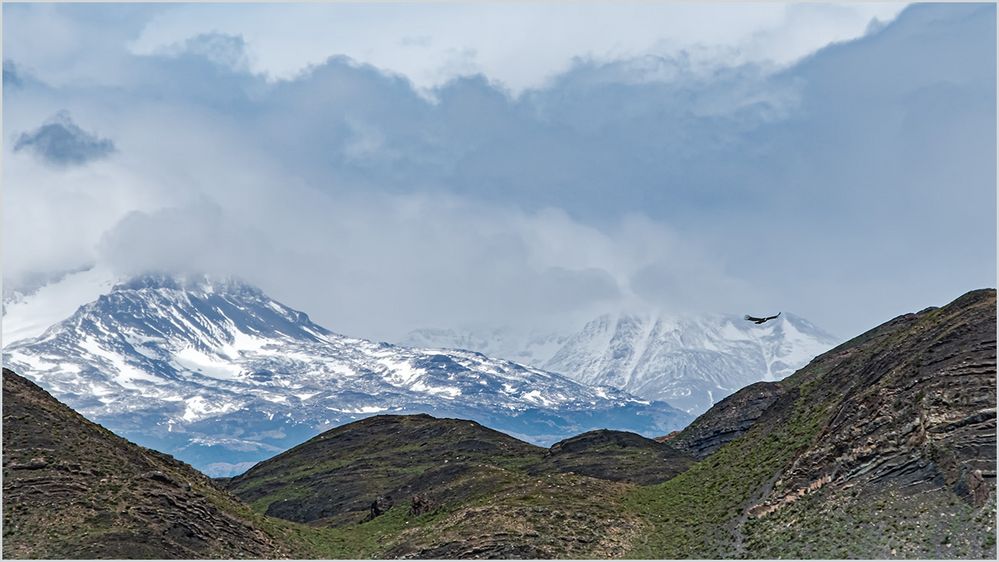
[404,311,840,414]
[4,288,995,559]
[2,274,689,476]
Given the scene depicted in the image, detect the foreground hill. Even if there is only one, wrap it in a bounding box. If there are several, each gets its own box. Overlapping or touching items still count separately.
[3,274,689,476]
[227,414,548,526]
[627,288,997,558]
[225,414,694,557]
[1,368,289,559]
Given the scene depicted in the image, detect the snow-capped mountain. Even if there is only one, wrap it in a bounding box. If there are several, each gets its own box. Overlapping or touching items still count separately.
[2,274,690,476]
[403,312,840,416]
[543,312,840,414]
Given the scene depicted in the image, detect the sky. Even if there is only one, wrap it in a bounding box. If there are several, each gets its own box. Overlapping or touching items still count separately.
[2,2,996,343]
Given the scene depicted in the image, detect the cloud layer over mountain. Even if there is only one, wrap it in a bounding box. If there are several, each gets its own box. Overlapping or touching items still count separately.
[3,3,995,341]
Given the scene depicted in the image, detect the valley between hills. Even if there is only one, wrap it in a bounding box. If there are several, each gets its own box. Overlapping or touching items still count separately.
[2,288,997,559]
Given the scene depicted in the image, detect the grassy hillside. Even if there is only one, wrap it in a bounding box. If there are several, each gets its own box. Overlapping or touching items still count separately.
[226,414,672,558]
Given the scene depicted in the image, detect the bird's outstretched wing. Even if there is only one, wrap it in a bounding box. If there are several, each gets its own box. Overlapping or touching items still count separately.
[765,312,782,322]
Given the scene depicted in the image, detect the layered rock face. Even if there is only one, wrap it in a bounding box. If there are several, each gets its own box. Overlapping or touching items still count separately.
[760,289,997,512]
[668,381,789,459]
[2,368,288,559]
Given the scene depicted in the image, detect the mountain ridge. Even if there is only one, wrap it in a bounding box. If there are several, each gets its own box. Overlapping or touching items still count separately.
[2,273,690,476]
[625,287,997,558]
[405,310,840,414]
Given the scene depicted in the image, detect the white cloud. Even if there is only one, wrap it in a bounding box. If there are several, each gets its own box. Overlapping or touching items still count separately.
[2,2,994,344]
[127,2,905,93]
[95,191,739,341]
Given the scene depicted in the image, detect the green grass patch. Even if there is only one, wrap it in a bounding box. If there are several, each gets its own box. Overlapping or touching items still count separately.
[622,381,834,559]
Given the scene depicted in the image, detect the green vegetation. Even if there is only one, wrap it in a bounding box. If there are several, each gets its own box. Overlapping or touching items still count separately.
[623,374,835,558]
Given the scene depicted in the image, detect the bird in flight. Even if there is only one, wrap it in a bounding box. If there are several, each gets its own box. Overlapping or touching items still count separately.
[745,312,781,325]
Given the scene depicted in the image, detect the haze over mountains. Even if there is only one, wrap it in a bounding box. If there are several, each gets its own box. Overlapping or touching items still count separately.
[2,274,689,476]
[405,312,839,414]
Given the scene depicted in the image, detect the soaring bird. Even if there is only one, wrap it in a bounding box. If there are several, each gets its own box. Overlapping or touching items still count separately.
[745,312,781,325]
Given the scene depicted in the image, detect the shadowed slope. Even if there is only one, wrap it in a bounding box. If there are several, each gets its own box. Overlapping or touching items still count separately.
[1,368,291,559]
[530,429,694,484]
[227,414,546,525]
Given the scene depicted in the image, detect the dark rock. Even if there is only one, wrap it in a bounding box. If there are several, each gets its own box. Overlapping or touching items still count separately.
[955,467,990,507]
[670,381,788,459]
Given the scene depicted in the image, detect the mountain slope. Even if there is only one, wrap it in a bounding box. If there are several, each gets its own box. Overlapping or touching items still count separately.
[544,311,839,414]
[1,368,290,559]
[2,265,117,345]
[405,311,839,416]
[2,274,689,476]
[625,288,997,559]
[402,326,570,370]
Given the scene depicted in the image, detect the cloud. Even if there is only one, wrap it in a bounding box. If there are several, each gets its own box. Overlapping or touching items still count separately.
[125,2,905,92]
[95,194,705,340]
[2,3,995,342]
[13,111,116,167]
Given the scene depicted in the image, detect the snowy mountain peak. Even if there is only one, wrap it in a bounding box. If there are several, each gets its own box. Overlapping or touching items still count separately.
[401,310,840,416]
[3,274,689,476]
[544,310,839,414]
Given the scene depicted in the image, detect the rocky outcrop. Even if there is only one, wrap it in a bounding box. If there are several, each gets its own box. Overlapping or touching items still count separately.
[2,368,289,559]
[669,381,789,459]
[756,289,997,514]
